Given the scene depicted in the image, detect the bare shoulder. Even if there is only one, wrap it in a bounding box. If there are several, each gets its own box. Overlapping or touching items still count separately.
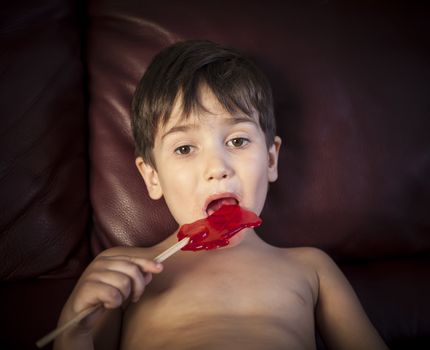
[279,247,341,288]
[283,247,346,287]
[280,246,335,268]
[278,247,389,349]
[275,247,332,305]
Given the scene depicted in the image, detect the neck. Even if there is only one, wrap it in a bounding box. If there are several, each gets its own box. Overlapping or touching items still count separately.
[221,228,264,249]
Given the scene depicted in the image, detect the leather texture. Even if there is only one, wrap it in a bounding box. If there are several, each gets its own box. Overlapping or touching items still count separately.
[0,0,90,281]
[1,0,429,349]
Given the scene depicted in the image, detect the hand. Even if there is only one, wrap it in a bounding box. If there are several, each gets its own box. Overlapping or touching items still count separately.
[59,250,163,333]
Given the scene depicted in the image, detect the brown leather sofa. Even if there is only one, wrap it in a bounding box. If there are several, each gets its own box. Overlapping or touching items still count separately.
[1,1,429,349]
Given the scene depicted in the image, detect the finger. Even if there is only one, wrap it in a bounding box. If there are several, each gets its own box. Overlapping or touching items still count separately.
[86,270,134,303]
[92,258,159,301]
[102,255,164,274]
[97,282,125,309]
[144,272,153,286]
[74,280,124,313]
[103,265,146,303]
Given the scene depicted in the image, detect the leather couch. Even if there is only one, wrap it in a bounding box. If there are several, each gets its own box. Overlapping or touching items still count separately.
[1,1,429,349]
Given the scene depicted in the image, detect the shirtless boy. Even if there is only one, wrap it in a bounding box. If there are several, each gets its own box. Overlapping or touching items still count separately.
[55,40,388,350]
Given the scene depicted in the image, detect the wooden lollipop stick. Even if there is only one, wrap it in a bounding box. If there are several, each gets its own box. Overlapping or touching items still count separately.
[153,236,190,262]
[35,305,99,348]
[36,237,190,348]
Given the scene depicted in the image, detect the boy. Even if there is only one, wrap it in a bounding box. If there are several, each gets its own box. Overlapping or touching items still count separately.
[55,40,388,350]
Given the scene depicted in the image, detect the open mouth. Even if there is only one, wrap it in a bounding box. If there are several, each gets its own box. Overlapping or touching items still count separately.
[205,197,239,216]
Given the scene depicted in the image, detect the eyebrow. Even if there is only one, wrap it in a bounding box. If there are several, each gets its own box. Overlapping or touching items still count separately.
[226,115,258,126]
[161,124,196,141]
[161,116,258,141]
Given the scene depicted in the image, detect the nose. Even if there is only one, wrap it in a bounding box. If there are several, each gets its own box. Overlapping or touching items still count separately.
[203,148,234,181]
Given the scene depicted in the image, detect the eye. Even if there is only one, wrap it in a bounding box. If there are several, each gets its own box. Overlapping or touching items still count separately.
[227,137,249,148]
[174,145,192,155]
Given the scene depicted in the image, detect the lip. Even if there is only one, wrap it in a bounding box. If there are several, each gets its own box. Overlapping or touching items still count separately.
[203,192,240,216]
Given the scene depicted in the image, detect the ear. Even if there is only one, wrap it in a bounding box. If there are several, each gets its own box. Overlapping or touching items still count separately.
[267,136,282,182]
[135,157,163,200]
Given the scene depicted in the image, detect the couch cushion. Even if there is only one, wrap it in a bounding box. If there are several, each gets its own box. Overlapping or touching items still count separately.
[0,0,90,280]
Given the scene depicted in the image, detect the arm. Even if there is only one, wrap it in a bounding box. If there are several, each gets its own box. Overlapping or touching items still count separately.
[54,248,163,350]
[311,249,388,350]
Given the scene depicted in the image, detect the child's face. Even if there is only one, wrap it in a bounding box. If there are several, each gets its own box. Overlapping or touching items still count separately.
[136,86,281,241]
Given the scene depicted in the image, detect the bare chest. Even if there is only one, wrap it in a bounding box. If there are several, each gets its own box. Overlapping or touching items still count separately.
[121,248,317,349]
[154,263,311,317]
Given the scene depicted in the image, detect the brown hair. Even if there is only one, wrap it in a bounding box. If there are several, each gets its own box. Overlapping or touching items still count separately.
[131,40,276,168]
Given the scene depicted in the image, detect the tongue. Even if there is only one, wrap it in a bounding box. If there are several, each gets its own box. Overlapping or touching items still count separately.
[207,198,237,216]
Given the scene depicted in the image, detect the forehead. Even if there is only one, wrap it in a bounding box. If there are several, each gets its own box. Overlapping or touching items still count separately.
[159,85,258,132]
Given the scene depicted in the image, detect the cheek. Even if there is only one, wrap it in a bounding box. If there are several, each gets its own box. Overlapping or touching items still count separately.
[239,152,270,213]
[245,149,270,181]
[160,171,188,203]
[157,164,198,223]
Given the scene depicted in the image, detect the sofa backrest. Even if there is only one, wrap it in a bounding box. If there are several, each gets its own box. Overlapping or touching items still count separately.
[87,0,430,262]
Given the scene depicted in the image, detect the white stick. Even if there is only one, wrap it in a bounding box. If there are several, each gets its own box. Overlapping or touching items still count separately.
[35,305,99,348]
[153,236,190,263]
[36,237,190,348]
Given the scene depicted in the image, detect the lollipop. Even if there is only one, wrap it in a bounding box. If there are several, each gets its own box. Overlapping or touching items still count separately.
[178,204,262,251]
[36,204,262,348]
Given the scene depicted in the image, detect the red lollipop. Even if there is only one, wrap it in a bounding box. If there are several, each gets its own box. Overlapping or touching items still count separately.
[177,204,262,251]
